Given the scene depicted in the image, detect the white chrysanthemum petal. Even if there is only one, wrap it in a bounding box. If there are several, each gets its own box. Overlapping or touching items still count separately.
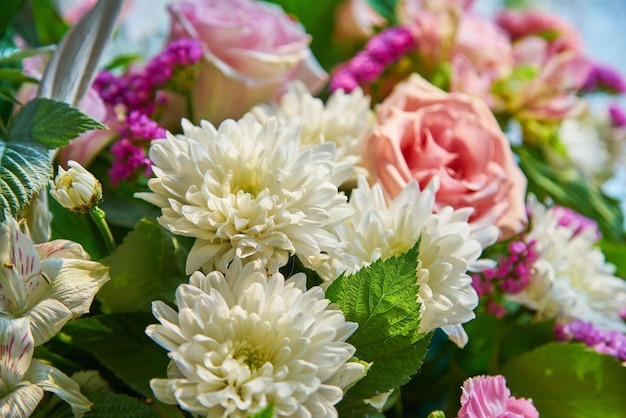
[317,177,498,347]
[509,197,626,332]
[138,115,353,275]
[147,261,365,417]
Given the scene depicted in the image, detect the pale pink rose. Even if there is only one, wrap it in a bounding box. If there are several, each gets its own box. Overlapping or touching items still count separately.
[458,375,539,418]
[334,0,386,41]
[450,13,513,103]
[497,9,584,57]
[167,0,327,124]
[366,74,527,240]
[15,52,117,168]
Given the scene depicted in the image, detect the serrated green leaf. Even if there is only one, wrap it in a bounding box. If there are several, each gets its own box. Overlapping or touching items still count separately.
[0,139,51,221]
[326,241,431,399]
[97,218,190,313]
[0,67,39,84]
[0,44,56,64]
[502,343,626,418]
[60,313,170,397]
[8,97,106,149]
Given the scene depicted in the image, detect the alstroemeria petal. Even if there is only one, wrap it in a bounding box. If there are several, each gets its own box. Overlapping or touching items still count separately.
[25,298,74,346]
[0,317,34,386]
[25,360,92,418]
[0,384,44,418]
[41,258,110,316]
[35,240,91,261]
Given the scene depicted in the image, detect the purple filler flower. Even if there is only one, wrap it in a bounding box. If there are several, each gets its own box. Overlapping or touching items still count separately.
[555,320,626,362]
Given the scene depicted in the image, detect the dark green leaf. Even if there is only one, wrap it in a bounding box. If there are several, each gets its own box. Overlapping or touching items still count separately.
[8,97,106,149]
[326,241,431,400]
[336,396,385,418]
[0,0,25,36]
[97,218,190,313]
[61,313,170,397]
[517,146,625,241]
[32,0,69,45]
[0,86,21,105]
[503,343,626,418]
[366,0,399,25]
[0,67,39,84]
[0,44,55,64]
[41,392,160,418]
[103,53,141,72]
[0,139,50,221]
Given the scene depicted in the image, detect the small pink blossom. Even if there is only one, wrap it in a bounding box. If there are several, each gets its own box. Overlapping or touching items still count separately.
[458,375,539,418]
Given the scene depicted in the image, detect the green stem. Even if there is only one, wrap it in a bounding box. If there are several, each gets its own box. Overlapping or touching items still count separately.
[185,90,195,124]
[90,206,115,254]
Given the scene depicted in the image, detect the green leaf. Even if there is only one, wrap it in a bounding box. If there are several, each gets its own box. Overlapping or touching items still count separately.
[326,241,431,400]
[40,392,161,418]
[61,313,170,397]
[0,68,39,84]
[248,404,274,418]
[97,218,191,313]
[599,238,626,278]
[366,0,399,25]
[0,86,21,105]
[8,97,106,149]
[517,146,625,241]
[0,44,56,64]
[502,343,626,418]
[0,139,51,221]
[336,396,384,418]
[0,0,25,36]
[32,0,69,45]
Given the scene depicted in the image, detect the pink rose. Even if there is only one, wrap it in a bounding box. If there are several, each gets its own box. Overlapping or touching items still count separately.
[334,0,386,42]
[167,0,327,124]
[458,375,539,418]
[497,9,584,56]
[366,74,527,240]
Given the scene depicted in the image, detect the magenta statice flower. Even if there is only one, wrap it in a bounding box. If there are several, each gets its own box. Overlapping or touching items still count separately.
[144,38,203,92]
[608,102,626,128]
[329,26,416,92]
[458,375,539,418]
[583,63,626,94]
[552,205,601,240]
[555,320,626,362]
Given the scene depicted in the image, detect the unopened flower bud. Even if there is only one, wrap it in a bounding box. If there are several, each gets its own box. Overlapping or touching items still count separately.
[51,161,103,214]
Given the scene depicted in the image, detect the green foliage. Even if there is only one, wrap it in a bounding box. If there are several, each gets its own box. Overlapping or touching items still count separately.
[427,411,446,418]
[0,67,39,84]
[0,0,26,36]
[517,146,625,241]
[0,139,50,221]
[327,241,431,402]
[97,218,191,313]
[366,0,399,25]
[9,97,106,149]
[40,392,161,418]
[32,0,69,45]
[60,313,170,398]
[0,44,55,64]
[336,397,385,418]
[503,343,626,418]
[0,86,22,104]
[248,404,274,418]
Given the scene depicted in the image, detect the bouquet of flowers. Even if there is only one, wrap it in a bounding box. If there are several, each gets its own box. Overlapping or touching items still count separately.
[0,0,625,417]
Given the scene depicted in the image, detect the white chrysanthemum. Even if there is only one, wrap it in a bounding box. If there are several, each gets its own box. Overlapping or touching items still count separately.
[136,114,354,274]
[0,217,109,346]
[252,81,373,182]
[317,177,498,347]
[559,117,611,178]
[508,197,626,332]
[146,261,365,418]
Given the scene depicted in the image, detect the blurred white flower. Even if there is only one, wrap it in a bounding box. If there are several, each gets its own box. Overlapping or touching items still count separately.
[0,217,109,346]
[559,116,611,178]
[317,176,498,347]
[508,197,626,332]
[51,160,103,214]
[136,114,354,274]
[252,81,373,184]
[146,260,365,418]
[0,317,91,417]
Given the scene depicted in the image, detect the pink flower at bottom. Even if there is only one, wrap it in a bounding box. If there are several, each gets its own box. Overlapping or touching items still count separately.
[458,375,539,418]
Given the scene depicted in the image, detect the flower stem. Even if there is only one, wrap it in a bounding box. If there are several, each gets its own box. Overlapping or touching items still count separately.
[185,90,195,123]
[90,206,116,254]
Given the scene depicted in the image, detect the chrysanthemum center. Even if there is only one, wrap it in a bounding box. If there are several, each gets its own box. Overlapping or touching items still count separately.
[233,341,268,370]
